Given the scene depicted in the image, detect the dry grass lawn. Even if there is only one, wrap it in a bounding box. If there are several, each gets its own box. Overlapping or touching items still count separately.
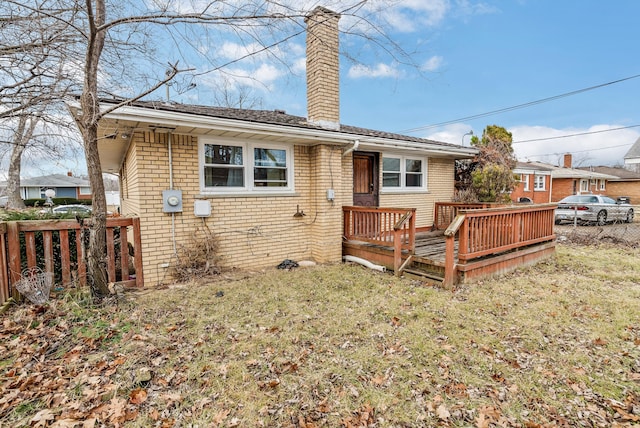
[1,243,640,427]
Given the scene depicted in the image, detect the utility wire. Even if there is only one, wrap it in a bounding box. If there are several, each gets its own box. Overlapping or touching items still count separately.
[512,124,640,144]
[525,142,633,159]
[400,73,640,133]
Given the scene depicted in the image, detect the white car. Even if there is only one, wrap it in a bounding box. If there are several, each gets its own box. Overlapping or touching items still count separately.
[0,196,7,208]
[554,195,634,225]
[40,204,92,216]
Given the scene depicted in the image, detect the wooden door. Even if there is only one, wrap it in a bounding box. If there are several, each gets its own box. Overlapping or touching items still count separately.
[353,152,378,206]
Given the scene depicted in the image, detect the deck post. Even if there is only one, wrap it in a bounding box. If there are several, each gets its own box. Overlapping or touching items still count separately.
[443,214,465,289]
[393,227,402,276]
[443,234,456,289]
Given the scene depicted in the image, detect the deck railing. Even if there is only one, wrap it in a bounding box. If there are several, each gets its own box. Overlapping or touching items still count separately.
[343,206,416,274]
[434,202,498,230]
[443,204,556,287]
[1,217,143,304]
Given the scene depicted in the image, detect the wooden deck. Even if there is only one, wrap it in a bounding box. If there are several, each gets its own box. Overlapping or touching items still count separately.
[414,230,454,264]
[343,203,558,286]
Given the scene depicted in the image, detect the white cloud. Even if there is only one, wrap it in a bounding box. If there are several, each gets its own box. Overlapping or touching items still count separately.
[425,123,639,167]
[510,125,638,167]
[425,123,475,146]
[348,63,401,79]
[421,55,444,72]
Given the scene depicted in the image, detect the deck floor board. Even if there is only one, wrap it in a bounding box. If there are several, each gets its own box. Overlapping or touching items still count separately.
[413,231,456,264]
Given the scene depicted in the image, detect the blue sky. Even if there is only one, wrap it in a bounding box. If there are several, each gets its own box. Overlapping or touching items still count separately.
[10,0,638,178]
[174,0,639,168]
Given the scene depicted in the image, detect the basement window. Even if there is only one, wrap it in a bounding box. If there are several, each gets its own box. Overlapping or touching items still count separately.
[200,139,293,194]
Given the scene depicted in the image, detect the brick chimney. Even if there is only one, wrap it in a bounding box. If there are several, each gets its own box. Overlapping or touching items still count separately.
[305,7,341,130]
[563,153,572,168]
[67,171,73,177]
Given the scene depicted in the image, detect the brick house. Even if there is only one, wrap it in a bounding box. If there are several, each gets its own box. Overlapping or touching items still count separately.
[522,154,618,202]
[577,166,640,204]
[512,161,552,203]
[81,7,477,285]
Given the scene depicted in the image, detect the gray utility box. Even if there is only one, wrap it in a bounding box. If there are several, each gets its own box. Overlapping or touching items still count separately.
[162,189,183,213]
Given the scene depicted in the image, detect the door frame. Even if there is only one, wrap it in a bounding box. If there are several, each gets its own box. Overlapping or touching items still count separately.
[352,151,379,207]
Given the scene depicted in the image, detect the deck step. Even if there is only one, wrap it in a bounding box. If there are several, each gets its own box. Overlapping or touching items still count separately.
[402,268,444,283]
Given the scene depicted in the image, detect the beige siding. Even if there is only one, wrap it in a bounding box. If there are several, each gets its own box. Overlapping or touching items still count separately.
[121,132,458,285]
[124,132,348,285]
[379,157,454,229]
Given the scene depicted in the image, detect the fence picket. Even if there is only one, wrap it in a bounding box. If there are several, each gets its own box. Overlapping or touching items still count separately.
[0,217,143,304]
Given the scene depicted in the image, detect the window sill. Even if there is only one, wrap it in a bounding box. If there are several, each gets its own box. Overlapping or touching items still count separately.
[380,189,430,195]
[198,191,300,198]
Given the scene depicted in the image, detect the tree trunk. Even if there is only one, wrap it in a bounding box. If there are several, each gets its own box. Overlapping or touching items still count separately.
[80,0,110,298]
[82,122,110,297]
[5,116,31,210]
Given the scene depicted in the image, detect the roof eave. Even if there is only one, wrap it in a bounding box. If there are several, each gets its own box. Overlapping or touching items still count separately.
[92,103,478,169]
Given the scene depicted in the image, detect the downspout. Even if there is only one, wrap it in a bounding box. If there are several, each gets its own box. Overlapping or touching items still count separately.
[168,132,177,256]
[342,140,359,156]
[343,255,386,272]
[168,132,174,190]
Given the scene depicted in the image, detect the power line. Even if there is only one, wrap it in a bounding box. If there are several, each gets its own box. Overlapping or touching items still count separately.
[525,142,633,159]
[512,124,640,144]
[400,73,640,133]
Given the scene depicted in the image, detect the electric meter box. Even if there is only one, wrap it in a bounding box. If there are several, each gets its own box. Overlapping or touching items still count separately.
[194,199,211,217]
[162,189,183,213]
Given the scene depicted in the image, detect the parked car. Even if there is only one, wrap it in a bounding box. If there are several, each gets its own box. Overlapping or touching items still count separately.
[554,195,634,225]
[41,204,92,216]
[0,196,7,208]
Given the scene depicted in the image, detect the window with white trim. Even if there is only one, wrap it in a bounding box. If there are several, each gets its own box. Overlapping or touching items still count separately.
[520,174,530,191]
[599,179,606,191]
[579,179,589,192]
[382,155,427,191]
[200,140,293,193]
[533,175,545,191]
[79,186,91,195]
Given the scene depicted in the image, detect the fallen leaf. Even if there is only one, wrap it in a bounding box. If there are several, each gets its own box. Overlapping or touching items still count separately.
[129,388,148,405]
[31,409,55,427]
[436,403,450,420]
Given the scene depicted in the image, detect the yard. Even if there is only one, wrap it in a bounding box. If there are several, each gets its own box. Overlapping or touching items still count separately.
[1,241,639,427]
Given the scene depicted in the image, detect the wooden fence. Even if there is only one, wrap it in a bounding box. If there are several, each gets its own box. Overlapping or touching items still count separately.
[0,217,143,304]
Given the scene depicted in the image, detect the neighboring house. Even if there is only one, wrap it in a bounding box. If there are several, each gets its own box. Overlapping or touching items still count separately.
[623,136,640,173]
[0,172,92,201]
[576,166,640,204]
[78,7,477,285]
[512,161,553,203]
[521,154,618,202]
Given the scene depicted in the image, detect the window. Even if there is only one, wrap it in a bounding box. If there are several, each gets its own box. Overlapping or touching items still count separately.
[200,140,293,193]
[599,179,606,191]
[382,155,427,191]
[533,175,545,191]
[520,174,530,191]
[79,186,91,195]
[579,179,589,193]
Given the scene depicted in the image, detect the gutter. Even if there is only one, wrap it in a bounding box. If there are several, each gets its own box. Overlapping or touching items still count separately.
[88,103,478,158]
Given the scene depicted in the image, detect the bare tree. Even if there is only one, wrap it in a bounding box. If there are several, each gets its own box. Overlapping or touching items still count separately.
[5,0,416,298]
[0,1,80,208]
